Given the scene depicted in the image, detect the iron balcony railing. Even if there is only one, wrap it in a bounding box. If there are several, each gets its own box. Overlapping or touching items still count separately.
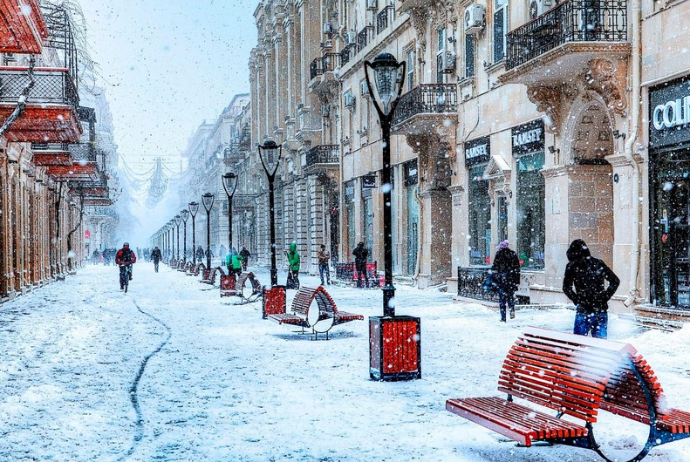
[68,142,97,163]
[32,142,69,151]
[506,0,628,70]
[309,53,342,80]
[0,67,79,106]
[305,145,339,168]
[340,43,358,66]
[392,84,458,126]
[376,5,395,35]
[457,266,500,302]
[357,25,374,53]
[239,126,251,150]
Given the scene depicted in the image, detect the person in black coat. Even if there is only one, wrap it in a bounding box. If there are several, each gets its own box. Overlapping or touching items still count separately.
[150,246,162,273]
[562,239,620,339]
[491,240,521,322]
[352,242,369,288]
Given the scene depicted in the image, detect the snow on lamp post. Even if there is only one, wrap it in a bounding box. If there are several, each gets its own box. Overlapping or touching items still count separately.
[181,209,189,264]
[364,52,421,381]
[168,220,175,264]
[258,139,282,288]
[174,214,182,262]
[189,201,199,265]
[202,193,215,269]
[222,172,238,255]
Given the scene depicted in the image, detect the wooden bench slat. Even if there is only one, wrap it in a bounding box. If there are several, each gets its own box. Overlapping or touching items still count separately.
[446,396,588,446]
[659,408,690,433]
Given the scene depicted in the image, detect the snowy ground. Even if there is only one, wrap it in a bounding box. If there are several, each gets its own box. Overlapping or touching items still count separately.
[1,262,690,462]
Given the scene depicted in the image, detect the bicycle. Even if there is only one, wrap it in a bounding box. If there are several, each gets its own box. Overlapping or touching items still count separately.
[119,264,132,292]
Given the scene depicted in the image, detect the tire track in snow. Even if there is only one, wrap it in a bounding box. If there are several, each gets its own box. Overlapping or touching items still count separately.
[117,299,172,461]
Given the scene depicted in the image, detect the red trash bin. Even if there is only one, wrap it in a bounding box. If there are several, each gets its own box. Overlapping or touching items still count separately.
[262,285,286,318]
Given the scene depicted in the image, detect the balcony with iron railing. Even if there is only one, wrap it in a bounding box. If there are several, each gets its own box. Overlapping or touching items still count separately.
[68,142,97,163]
[391,84,458,135]
[309,53,342,80]
[0,66,81,142]
[304,145,339,174]
[340,43,358,66]
[501,0,629,84]
[376,5,395,35]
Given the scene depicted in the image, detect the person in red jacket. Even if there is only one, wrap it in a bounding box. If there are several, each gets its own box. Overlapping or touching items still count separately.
[115,242,137,281]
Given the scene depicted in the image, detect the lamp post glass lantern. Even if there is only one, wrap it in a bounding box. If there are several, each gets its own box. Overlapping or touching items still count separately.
[222,172,238,256]
[189,201,199,264]
[181,209,189,263]
[258,139,282,287]
[202,193,215,268]
[365,52,421,382]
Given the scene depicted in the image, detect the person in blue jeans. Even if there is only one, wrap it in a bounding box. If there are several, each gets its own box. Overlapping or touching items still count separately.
[562,239,620,339]
[318,244,331,285]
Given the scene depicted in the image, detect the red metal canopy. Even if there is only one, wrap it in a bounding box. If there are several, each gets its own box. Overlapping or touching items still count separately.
[32,151,72,166]
[0,0,48,54]
[0,105,82,143]
[45,162,98,182]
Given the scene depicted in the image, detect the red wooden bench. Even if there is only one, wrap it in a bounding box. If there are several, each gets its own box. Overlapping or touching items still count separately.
[220,271,262,302]
[200,266,222,286]
[268,286,364,339]
[445,327,690,461]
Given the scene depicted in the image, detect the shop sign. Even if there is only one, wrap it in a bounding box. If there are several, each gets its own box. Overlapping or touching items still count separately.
[404,161,418,186]
[650,77,690,148]
[512,119,545,156]
[465,136,490,167]
[362,174,377,189]
[84,229,91,240]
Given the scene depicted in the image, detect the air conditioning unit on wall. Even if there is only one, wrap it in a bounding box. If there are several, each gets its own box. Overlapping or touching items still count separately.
[346,31,357,44]
[440,50,456,74]
[367,0,378,10]
[344,92,356,108]
[529,0,554,19]
[464,4,486,34]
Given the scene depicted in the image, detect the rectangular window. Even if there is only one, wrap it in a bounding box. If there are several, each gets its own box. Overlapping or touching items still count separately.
[407,48,415,90]
[436,27,446,83]
[345,182,356,256]
[465,34,475,78]
[468,166,491,265]
[493,0,508,63]
[516,152,545,270]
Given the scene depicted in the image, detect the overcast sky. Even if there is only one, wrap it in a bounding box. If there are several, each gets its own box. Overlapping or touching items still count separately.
[79,0,257,170]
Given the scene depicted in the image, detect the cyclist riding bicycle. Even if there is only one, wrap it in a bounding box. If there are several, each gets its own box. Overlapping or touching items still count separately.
[115,242,137,290]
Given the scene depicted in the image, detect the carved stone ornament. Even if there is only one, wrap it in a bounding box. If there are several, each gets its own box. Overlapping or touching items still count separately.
[526,85,563,135]
[408,9,428,53]
[584,58,627,116]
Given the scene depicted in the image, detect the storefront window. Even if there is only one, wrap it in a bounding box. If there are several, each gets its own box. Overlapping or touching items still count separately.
[404,161,418,275]
[516,152,545,269]
[345,182,355,258]
[468,166,491,265]
[363,188,374,261]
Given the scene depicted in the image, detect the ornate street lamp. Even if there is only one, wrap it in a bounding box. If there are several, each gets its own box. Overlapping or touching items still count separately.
[189,201,200,264]
[222,172,238,255]
[174,214,182,261]
[181,209,189,264]
[364,52,420,381]
[168,220,175,263]
[202,193,215,268]
[258,139,282,287]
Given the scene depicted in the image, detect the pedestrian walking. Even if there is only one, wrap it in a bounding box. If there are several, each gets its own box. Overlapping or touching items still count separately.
[230,249,244,277]
[240,246,251,271]
[150,246,162,273]
[562,239,620,339]
[318,244,331,285]
[285,242,300,289]
[353,242,369,288]
[491,240,521,322]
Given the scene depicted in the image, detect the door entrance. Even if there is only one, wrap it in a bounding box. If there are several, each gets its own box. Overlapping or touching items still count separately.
[654,170,690,308]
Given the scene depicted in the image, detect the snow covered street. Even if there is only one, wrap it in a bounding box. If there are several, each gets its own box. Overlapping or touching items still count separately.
[2,262,690,462]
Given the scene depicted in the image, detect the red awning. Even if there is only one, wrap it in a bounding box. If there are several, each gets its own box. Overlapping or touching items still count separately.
[0,105,82,143]
[0,0,48,54]
[45,162,99,182]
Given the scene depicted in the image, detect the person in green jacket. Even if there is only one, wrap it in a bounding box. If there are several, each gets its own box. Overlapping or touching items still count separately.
[285,242,300,289]
[231,252,244,277]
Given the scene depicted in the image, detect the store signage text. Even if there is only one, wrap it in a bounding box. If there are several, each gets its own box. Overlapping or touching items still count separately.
[466,143,488,159]
[653,95,690,131]
[465,136,490,167]
[512,127,543,147]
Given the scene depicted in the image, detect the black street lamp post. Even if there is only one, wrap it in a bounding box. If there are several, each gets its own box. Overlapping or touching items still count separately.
[202,193,215,269]
[168,220,175,264]
[222,172,238,255]
[174,214,182,262]
[181,209,189,263]
[189,201,199,265]
[364,52,421,381]
[258,140,282,287]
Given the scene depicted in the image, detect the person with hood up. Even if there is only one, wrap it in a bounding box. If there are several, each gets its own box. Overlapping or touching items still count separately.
[491,240,521,322]
[229,248,244,277]
[285,242,300,289]
[353,242,369,288]
[150,246,162,273]
[562,239,620,339]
